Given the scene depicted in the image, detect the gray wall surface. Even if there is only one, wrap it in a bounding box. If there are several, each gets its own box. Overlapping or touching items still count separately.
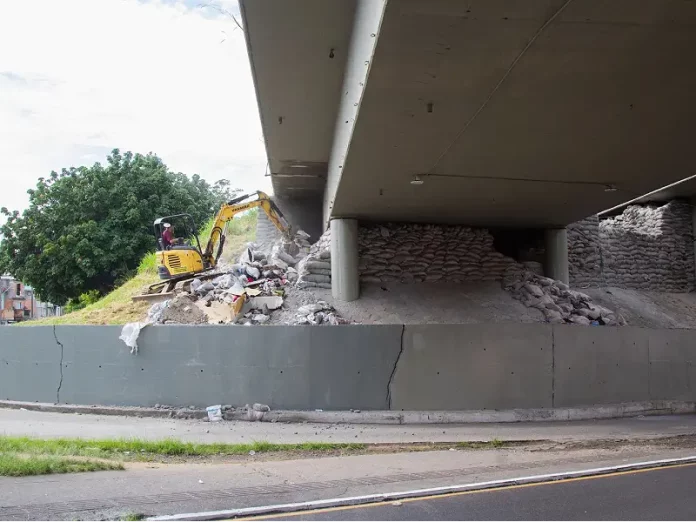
[390,324,553,410]
[2,324,696,411]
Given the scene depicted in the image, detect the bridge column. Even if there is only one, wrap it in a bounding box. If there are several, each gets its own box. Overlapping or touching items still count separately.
[331,218,359,302]
[692,202,696,288]
[545,228,569,284]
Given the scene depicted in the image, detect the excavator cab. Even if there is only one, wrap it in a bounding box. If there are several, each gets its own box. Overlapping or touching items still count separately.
[153,214,207,280]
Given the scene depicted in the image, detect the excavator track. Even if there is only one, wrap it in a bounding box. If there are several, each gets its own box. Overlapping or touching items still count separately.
[132,269,227,304]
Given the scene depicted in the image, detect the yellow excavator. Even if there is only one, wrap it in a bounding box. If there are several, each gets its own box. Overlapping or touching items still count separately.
[134,191,291,302]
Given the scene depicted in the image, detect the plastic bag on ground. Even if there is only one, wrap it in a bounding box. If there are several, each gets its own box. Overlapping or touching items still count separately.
[206,405,223,422]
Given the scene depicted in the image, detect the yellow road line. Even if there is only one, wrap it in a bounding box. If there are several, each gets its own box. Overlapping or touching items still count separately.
[238,462,696,520]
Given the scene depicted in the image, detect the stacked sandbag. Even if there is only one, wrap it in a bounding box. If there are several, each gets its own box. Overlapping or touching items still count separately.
[358,223,519,284]
[255,210,281,250]
[599,201,694,292]
[567,216,603,287]
[296,229,332,289]
[503,267,625,326]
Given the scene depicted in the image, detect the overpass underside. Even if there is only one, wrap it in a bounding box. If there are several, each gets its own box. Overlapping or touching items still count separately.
[241,0,696,299]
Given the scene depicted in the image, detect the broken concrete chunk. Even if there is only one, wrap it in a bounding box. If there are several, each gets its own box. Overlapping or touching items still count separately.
[252,314,270,324]
[197,282,215,294]
[229,282,245,296]
[252,403,271,412]
[213,274,236,289]
[190,278,203,293]
[297,303,326,315]
[250,295,283,311]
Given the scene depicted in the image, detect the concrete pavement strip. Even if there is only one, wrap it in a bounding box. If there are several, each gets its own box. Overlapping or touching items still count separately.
[148,455,696,521]
[2,399,695,424]
[3,408,696,444]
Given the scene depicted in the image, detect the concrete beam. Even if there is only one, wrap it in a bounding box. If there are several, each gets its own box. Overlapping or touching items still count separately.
[323,0,388,224]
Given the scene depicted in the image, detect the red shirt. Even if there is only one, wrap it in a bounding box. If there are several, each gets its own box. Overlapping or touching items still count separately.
[162,228,174,247]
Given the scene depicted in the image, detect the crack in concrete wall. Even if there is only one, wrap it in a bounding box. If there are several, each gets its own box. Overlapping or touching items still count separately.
[52,325,64,403]
[386,325,405,409]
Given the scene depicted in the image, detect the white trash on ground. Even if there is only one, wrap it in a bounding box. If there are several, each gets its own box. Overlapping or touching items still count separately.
[206,405,223,422]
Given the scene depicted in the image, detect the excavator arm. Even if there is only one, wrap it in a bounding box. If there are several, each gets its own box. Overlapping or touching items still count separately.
[202,191,291,267]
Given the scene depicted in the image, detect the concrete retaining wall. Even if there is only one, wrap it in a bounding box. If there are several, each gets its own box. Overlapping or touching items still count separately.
[390,324,553,410]
[1,324,695,411]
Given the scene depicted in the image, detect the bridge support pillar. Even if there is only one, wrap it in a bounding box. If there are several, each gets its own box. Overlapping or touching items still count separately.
[692,203,696,289]
[331,218,359,302]
[545,228,569,284]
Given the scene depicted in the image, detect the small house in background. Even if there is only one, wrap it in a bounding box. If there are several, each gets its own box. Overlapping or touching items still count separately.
[0,275,62,325]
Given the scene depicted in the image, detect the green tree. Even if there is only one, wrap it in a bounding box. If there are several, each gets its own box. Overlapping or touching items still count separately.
[0,149,228,304]
[211,179,243,206]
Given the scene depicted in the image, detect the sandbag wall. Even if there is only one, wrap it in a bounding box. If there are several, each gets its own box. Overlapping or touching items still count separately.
[568,201,695,292]
[256,210,281,250]
[296,232,332,289]
[599,201,694,291]
[298,223,520,287]
[568,216,603,287]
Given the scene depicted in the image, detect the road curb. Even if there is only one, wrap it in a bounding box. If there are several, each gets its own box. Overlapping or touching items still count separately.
[1,399,694,424]
[147,455,696,521]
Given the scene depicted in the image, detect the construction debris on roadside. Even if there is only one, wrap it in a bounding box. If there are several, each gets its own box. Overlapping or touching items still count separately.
[143,231,349,327]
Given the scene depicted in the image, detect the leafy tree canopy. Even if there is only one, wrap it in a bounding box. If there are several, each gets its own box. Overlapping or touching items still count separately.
[0,149,236,304]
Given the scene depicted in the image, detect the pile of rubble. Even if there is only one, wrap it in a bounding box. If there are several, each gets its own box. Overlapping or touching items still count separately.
[503,267,625,326]
[290,301,346,325]
[146,231,348,326]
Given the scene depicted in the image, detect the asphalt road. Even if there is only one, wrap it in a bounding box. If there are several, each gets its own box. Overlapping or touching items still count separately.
[258,463,696,521]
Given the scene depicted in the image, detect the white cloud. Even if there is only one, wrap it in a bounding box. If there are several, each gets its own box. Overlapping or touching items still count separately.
[0,0,270,217]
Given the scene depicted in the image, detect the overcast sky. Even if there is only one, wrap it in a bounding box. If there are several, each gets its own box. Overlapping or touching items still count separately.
[0,0,269,218]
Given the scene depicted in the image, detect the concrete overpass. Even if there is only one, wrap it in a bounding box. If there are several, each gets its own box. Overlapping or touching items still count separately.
[240,0,696,299]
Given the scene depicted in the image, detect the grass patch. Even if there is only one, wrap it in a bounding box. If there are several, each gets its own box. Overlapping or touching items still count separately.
[0,454,123,477]
[23,211,258,326]
[0,436,365,460]
[456,438,506,450]
[120,513,145,521]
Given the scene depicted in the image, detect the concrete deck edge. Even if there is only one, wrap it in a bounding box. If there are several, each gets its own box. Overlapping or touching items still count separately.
[1,400,694,425]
